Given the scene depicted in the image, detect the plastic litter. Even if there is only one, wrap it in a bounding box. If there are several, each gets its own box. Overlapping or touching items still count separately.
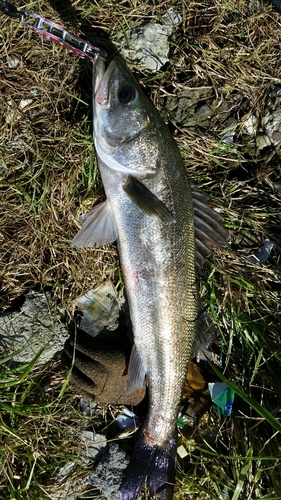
[74,282,121,336]
[208,382,236,416]
[246,239,274,264]
[116,407,140,430]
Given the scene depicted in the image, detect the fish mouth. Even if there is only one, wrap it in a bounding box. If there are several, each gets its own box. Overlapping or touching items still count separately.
[94,57,117,107]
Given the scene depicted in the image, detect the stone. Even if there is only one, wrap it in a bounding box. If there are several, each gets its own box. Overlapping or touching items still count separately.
[80,431,108,460]
[0,291,68,365]
[120,8,182,72]
[89,443,128,500]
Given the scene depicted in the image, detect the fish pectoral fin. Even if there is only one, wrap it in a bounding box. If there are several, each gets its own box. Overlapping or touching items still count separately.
[126,344,146,395]
[123,176,175,223]
[71,200,118,248]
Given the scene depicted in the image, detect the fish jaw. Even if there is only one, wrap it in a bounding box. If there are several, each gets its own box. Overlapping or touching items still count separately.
[94,57,116,106]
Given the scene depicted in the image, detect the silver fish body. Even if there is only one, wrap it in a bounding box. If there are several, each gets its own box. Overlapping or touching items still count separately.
[72,56,224,499]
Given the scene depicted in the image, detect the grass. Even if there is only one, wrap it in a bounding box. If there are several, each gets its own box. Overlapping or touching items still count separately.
[0,347,107,499]
[1,0,281,498]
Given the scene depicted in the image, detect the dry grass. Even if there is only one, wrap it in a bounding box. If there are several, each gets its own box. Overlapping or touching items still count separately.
[1,0,281,499]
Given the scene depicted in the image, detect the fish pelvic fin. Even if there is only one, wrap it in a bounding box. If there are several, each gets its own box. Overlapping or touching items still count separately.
[71,200,118,248]
[119,432,176,500]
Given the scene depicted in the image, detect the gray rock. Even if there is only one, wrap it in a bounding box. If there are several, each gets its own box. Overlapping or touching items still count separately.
[166,87,214,127]
[121,8,182,72]
[80,431,108,461]
[256,133,272,151]
[46,431,109,499]
[89,443,128,500]
[162,8,182,35]
[257,85,281,150]
[0,291,68,365]
[242,114,258,135]
[6,56,20,69]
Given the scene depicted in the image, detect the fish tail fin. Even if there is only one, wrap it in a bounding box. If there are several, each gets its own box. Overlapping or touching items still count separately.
[119,432,177,500]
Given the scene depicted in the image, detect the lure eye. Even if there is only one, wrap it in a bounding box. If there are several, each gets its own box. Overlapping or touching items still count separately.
[118,85,136,105]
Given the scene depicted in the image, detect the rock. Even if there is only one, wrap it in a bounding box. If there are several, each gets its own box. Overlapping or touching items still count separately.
[80,431,108,461]
[89,443,128,500]
[194,103,212,124]
[5,100,21,125]
[46,432,109,499]
[6,56,20,69]
[116,407,140,431]
[256,133,272,150]
[120,8,182,72]
[0,291,68,365]
[19,98,33,110]
[221,131,235,145]
[166,87,214,127]
[242,114,258,135]
[162,7,182,34]
[257,85,281,150]
[262,109,281,145]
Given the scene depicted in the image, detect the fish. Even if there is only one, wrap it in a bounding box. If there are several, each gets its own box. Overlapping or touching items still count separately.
[72,55,227,499]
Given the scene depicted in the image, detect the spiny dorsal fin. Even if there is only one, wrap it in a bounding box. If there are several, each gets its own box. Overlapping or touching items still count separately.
[192,186,229,269]
[192,304,218,359]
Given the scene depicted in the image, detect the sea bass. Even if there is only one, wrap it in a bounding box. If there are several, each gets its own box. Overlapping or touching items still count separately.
[72,55,226,499]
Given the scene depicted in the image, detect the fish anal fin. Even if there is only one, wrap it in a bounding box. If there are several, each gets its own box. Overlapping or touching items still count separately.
[123,176,175,223]
[126,344,146,395]
[71,200,118,248]
[119,430,176,500]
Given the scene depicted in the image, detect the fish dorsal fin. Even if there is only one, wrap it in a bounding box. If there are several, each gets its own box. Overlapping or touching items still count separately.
[126,344,146,395]
[123,176,175,223]
[71,200,118,248]
[192,186,229,268]
[192,305,218,358]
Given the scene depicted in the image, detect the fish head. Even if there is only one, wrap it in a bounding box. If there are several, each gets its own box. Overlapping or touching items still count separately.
[93,56,162,177]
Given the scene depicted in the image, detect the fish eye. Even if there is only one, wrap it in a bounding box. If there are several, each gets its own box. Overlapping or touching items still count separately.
[118,84,136,105]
